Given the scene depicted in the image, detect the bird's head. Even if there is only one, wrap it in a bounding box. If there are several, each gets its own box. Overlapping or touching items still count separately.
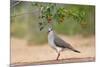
[48,27,53,34]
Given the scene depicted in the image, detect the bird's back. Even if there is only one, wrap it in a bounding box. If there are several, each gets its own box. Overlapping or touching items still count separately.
[54,34,80,53]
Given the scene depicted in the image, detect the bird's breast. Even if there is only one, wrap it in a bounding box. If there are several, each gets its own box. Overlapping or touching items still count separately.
[48,32,63,52]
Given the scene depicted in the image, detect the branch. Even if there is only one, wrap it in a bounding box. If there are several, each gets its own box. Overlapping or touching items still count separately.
[11,12,34,17]
[10,0,21,8]
[10,57,95,67]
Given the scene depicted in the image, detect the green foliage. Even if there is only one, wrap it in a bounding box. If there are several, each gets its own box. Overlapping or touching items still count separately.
[33,3,95,33]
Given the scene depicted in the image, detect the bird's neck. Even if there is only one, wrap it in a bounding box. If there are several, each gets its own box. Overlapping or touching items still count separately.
[48,31,54,40]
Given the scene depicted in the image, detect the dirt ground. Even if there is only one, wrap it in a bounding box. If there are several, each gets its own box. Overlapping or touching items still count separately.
[11,35,95,64]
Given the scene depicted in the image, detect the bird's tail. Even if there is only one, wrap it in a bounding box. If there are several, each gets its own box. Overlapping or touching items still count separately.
[72,49,80,53]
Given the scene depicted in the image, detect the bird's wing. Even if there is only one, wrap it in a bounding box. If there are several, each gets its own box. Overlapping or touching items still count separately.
[54,35,75,50]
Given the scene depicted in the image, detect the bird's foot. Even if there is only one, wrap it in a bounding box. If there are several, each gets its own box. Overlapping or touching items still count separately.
[56,52,60,61]
[56,58,59,60]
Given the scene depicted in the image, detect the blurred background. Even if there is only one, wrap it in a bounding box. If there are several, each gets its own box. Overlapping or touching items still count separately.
[11,1,95,64]
[11,1,95,44]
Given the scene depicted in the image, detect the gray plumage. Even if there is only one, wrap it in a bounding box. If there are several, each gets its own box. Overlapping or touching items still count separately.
[54,34,80,53]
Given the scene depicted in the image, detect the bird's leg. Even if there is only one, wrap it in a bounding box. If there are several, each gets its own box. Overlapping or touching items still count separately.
[56,52,60,60]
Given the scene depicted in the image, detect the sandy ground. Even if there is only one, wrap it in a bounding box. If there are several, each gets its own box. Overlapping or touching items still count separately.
[11,35,95,64]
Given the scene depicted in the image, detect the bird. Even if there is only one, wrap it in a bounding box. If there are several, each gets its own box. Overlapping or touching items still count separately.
[48,27,80,60]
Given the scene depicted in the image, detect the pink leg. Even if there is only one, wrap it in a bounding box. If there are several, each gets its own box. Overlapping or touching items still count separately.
[56,52,60,60]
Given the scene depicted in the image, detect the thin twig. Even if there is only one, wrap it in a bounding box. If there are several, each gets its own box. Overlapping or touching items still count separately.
[10,57,95,67]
